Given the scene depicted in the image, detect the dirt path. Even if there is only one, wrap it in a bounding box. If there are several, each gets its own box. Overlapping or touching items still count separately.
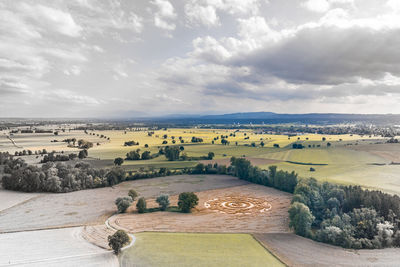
[254,233,400,267]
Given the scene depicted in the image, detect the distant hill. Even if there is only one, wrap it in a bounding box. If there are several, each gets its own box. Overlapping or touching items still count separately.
[143,112,400,125]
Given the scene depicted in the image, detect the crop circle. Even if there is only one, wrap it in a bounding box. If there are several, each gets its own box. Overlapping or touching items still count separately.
[204,196,272,215]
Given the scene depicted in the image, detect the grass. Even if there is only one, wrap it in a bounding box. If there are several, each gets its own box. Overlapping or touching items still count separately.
[120,232,285,267]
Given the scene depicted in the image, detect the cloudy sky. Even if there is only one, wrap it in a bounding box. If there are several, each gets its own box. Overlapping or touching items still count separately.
[1,0,400,117]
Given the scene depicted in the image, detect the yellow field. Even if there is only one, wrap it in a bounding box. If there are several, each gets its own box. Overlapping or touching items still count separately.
[2,127,399,194]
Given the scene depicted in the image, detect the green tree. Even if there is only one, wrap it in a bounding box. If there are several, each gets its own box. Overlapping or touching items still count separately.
[114,157,124,166]
[178,192,199,213]
[128,189,138,201]
[115,197,132,213]
[78,149,88,159]
[141,151,151,160]
[230,157,251,180]
[126,149,141,160]
[156,194,170,211]
[289,202,315,237]
[108,230,130,254]
[106,167,126,186]
[207,152,215,160]
[136,197,146,213]
[165,146,180,161]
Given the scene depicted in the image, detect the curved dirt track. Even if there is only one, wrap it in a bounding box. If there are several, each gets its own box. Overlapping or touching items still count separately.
[254,233,400,267]
[110,184,291,233]
[0,227,118,267]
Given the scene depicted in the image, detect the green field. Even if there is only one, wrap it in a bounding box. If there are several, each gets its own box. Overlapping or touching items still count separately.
[120,232,284,267]
[2,127,400,195]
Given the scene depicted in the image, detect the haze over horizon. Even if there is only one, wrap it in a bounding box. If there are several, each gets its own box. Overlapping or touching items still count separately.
[1,0,400,118]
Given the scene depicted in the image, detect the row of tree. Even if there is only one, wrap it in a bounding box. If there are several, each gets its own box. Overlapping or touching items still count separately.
[2,158,126,193]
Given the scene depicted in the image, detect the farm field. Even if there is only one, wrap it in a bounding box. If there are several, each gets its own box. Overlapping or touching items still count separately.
[0,188,41,212]
[110,184,291,234]
[120,232,284,267]
[0,227,118,267]
[0,175,248,233]
[2,126,400,192]
[2,127,399,195]
[254,233,400,267]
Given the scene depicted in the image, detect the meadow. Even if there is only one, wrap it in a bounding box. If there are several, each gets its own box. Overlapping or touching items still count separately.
[2,127,399,194]
[120,232,284,267]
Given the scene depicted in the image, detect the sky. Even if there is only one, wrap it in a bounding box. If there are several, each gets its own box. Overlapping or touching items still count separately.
[1,0,400,118]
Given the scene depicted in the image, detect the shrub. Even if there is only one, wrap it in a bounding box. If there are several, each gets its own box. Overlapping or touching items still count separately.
[128,189,138,201]
[156,194,170,211]
[136,197,146,213]
[178,192,199,213]
[115,197,133,213]
[108,230,130,254]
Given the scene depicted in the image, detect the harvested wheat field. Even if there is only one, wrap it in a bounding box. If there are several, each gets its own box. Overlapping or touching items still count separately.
[0,175,247,233]
[110,184,291,233]
[254,233,400,267]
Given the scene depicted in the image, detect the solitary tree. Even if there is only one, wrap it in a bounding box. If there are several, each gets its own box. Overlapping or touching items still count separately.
[114,157,124,166]
[78,149,88,159]
[178,192,199,213]
[108,230,130,254]
[207,152,215,160]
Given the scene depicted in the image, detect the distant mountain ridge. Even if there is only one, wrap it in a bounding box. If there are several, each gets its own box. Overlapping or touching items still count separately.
[144,112,400,125]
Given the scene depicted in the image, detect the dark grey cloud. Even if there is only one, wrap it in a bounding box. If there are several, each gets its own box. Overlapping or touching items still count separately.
[237,26,400,85]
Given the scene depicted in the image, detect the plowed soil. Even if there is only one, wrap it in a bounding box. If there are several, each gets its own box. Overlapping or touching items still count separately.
[109,184,291,233]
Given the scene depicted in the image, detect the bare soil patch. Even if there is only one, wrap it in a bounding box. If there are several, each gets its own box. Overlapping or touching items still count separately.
[200,157,282,166]
[110,184,291,234]
[254,233,400,267]
[0,175,247,232]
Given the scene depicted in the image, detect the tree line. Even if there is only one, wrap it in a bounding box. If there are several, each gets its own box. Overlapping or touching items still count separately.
[289,178,400,249]
[226,157,400,249]
[2,157,126,193]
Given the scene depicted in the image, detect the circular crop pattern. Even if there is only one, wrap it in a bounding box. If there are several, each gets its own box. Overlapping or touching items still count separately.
[204,196,272,215]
